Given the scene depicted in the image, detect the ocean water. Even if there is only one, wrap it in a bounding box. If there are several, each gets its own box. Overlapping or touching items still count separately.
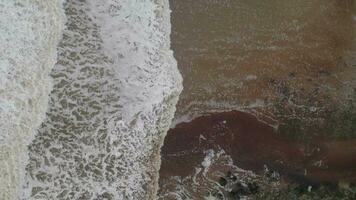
[1,0,355,199]
[0,0,65,199]
[159,148,263,200]
[159,0,356,199]
[1,0,182,199]
[171,0,356,124]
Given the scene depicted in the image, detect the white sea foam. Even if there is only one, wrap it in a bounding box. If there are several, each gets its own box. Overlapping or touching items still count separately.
[21,0,182,199]
[0,0,65,199]
[158,149,258,200]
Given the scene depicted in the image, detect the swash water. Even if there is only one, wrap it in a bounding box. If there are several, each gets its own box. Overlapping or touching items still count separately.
[0,0,182,199]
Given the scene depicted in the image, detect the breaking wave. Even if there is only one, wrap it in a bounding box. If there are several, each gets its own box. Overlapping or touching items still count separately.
[0,0,65,199]
[0,0,181,199]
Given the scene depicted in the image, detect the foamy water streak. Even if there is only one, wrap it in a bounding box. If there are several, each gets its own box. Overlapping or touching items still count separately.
[159,149,259,200]
[22,0,182,199]
[0,0,65,199]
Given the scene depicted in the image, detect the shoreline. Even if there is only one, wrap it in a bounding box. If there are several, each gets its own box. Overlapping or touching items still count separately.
[161,110,356,185]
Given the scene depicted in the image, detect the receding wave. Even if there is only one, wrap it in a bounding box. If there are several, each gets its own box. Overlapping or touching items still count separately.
[20,0,182,199]
[0,0,65,199]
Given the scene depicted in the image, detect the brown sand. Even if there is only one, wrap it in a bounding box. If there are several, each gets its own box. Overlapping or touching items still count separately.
[161,111,356,183]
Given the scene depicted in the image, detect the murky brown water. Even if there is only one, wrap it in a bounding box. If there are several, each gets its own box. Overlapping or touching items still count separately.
[172,0,356,129]
[160,0,356,199]
[160,111,356,199]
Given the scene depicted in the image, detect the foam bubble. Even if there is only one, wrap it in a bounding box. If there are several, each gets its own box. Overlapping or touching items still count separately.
[21,0,182,199]
[0,0,65,199]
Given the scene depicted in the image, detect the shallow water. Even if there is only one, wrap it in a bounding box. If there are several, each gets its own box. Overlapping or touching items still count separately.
[171,0,356,127]
[160,0,356,199]
[0,1,64,199]
[20,0,181,199]
[160,111,356,199]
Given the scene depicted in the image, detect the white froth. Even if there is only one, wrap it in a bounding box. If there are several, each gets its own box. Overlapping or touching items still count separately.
[21,0,182,199]
[158,149,258,200]
[87,0,181,121]
[0,0,65,199]
[87,1,182,198]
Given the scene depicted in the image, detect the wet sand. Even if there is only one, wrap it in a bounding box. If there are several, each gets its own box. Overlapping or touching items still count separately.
[160,111,356,184]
